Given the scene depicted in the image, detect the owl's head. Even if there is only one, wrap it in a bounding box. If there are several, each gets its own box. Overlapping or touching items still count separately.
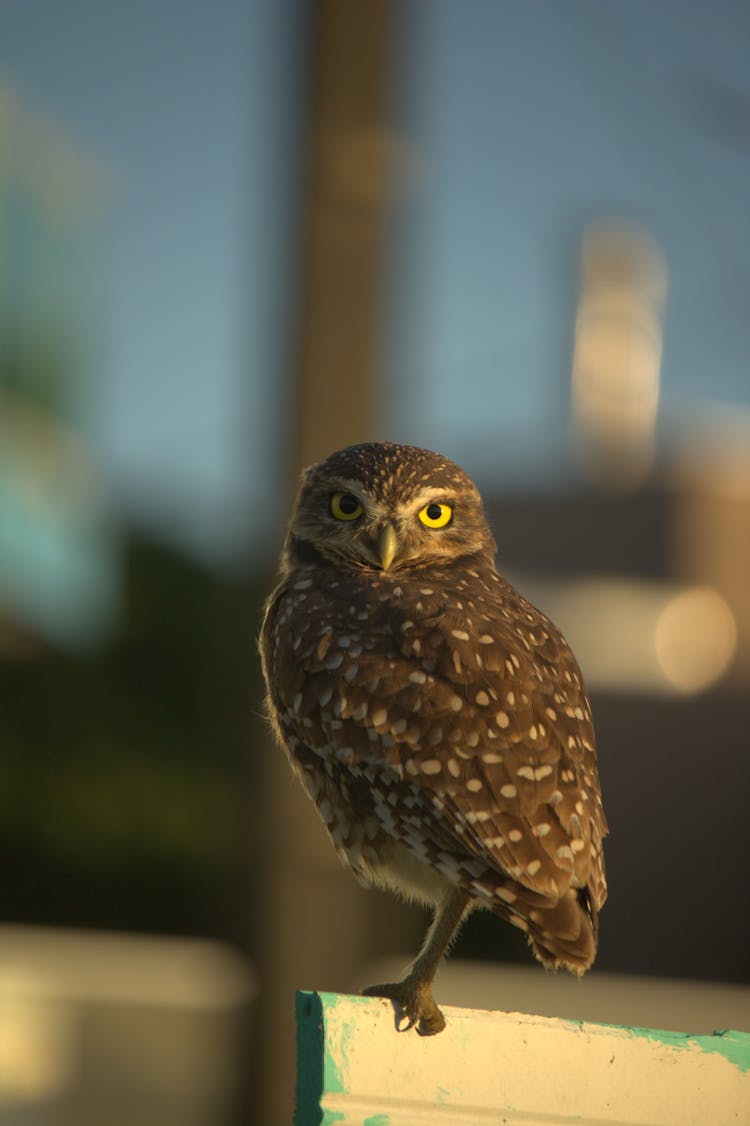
[284,442,497,574]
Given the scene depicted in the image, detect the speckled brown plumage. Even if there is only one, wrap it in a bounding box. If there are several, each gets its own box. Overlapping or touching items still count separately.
[260,441,607,1033]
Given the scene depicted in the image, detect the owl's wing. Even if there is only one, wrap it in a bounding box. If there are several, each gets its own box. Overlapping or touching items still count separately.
[269,574,607,914]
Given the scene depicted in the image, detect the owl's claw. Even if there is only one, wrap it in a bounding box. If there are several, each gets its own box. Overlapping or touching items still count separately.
[362,979,446,1035]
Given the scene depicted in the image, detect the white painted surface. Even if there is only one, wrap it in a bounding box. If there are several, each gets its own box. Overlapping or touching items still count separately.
[297,991,750,1125]
[363,959,750,1038]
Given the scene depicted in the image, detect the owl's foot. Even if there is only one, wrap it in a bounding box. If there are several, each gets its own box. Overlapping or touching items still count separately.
[362,979,446,1035]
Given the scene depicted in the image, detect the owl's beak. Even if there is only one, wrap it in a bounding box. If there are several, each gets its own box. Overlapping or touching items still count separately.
[378,524,399,571]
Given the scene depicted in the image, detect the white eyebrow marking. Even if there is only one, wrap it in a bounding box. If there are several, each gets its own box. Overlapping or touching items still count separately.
[326,477,366,499]
[323,479,383,520]
[395,487,456,516]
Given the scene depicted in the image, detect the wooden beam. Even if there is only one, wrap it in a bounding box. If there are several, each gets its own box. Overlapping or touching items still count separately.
[288,0,394,479]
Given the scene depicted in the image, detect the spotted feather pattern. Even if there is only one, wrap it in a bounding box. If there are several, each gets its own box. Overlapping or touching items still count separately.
[260,442,608,974]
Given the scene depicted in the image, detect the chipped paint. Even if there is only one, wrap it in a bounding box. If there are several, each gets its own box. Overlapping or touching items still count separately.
[623,1023,750,1073]
[297,991,750,1124]
[295,992,347,1126]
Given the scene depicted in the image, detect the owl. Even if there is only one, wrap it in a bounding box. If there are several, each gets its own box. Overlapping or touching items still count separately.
[260,442,607,1034]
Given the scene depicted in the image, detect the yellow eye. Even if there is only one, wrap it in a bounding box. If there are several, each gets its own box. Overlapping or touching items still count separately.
[418,502,453,529]
[330,492,363,522]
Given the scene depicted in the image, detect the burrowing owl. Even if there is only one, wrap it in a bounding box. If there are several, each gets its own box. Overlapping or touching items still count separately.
[260,442,607,1034]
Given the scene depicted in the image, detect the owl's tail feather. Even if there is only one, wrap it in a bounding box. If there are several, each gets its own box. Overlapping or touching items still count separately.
[475,875,598,975]
[524,886,598,975]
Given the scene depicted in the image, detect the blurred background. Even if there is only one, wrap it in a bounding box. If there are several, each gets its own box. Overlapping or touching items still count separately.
[1,0,748,1122]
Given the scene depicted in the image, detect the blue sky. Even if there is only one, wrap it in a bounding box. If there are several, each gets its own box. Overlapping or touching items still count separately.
[386,0,750,480]
[1,0,301,563]
[2,0,748,566]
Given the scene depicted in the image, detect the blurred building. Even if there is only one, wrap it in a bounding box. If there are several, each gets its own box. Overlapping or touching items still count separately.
[0,926,255,1126]
[0,82,118,655]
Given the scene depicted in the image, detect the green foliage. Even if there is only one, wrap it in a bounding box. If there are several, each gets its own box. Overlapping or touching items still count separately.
[0,534,261,938]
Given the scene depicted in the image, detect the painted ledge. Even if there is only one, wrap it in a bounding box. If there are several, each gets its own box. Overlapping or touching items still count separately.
[295,990,750,1126]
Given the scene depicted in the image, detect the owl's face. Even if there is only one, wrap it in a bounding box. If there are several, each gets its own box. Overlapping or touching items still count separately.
[285,442,497,575]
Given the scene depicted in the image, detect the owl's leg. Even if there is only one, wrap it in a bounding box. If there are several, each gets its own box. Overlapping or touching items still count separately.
[363,886,471,1035]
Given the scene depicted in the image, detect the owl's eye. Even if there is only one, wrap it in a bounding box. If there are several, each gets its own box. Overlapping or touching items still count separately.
[418,502,453,529]
[330,492,363,521]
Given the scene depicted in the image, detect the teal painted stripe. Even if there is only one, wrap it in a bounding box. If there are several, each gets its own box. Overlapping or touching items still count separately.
[322,992,350,1093]
[623,1024,750,1073]
[295,992,325,1126]
[296,992,350,1126]
[292,995,319,1126]
[553,1008,750,1074]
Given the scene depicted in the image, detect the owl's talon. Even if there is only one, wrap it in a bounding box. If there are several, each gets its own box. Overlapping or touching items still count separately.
[363,980,446,1035]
